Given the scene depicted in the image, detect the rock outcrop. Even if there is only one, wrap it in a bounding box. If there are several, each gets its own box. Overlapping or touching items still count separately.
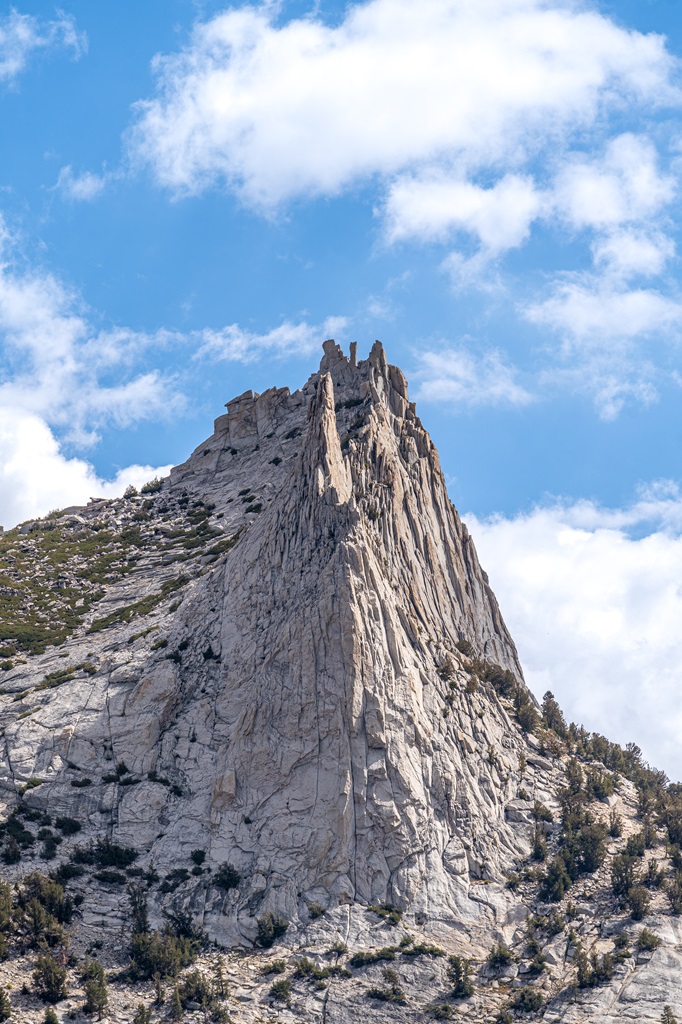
[0,341,680,1023]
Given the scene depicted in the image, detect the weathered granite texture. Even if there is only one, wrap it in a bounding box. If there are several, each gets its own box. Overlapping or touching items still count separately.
[0,342,680,1022]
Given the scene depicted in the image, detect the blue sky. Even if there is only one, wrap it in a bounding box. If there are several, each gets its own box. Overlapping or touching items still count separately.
[2,0,682,776]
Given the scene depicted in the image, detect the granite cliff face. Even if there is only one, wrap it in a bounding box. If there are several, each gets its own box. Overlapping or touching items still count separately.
[0,342,680,1023]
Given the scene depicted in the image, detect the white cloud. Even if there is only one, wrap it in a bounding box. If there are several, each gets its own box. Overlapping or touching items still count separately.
[592,229,675,280]
[384,173,542,252]
[414,346,534,408]
[518,133,680,416]
[0,408,171,529]
[467,488,682,780]
[524,275,679,419]
[0,222,183,444]
[129,0,677,207]
[0,8,86,84]
[553,134,675,232]
[55,165,108,202]
[195,315,348,362]
[525,279,682,344]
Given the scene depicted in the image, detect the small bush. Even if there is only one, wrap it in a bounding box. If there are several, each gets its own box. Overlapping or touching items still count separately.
[368,902,402,925]
[533,802,553,823]
[401,942,446,958]
[130,929,198,980]
[487,941,514,973]
[33,953,68,1002]
[349,947,397,967]
[257,912,288,948]
[93,869,126,885]
[532,825,547,862]
[214,863,240,891]
[429,1006,453,1020]
[575,946,614,988]
[448,954,474,997]
[666,872,682,915]
[366,966,406,1004]
[178,969,213,1009]
[269,978,291,1002]
[627,885,651,921]
[609,810,623,838]
[644,859,665,889]
[612,855,639,897]
[261,959,286,975]
[140,478,164,495]
[510,987,544,1012]
[94,839,138,869]
[626,832,646,858]
[55,817,81,836]
[293,957,330,981]
[612,933,632,963]
[636,927,662,952]
[539,854,572,902]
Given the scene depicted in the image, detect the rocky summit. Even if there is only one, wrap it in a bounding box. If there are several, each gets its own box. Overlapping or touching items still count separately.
[0,341,681,1023]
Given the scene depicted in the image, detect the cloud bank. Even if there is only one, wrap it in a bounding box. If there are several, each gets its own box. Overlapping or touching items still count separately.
[130,0,676,206]
[0,409,171,529]
[468,486,682,780]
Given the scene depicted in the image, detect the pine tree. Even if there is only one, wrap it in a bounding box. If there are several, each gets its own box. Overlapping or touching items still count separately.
[81,958,108,1019]
[33,953,68,1003]
[44,1009,59,1024]
[542,691,567,737]
[662,1007,679,1024]
[448,954,474,998]
[170,983,183,1019]
[0,988,10,1023]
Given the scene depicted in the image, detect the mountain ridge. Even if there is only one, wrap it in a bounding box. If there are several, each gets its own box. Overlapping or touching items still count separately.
[0,341,680,1022]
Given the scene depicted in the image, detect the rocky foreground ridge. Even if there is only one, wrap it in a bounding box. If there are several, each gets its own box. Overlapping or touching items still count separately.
[0,341,680,1023]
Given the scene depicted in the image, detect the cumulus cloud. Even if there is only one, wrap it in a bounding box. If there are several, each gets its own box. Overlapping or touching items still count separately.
[0,8,85,84]
[383,173,543,253]
[467,487,682,780]
[129,0,677,207]
[414,347,534,408]
[591,229,675,280]
[0,408,171,529]
[195,315,349,362]
[552,134,675,232]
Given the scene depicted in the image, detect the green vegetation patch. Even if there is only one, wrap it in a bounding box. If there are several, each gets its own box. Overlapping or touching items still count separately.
[87,576,188,634]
